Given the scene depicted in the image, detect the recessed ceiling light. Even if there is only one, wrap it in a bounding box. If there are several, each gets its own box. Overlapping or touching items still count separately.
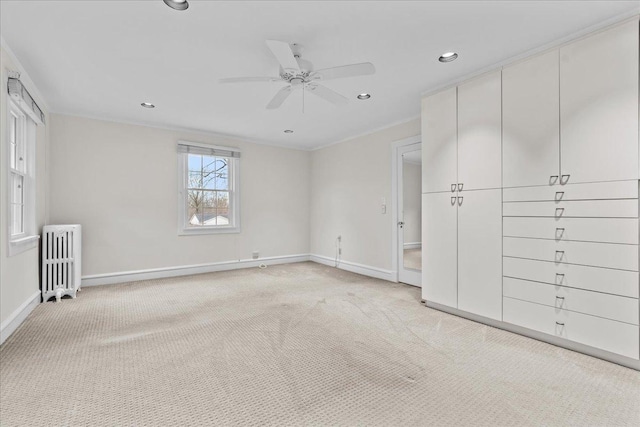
[163,0,189,11]
[141,102,155,108]
[439,52,458,63]
[357,93,371,100]
[284,129,294,134]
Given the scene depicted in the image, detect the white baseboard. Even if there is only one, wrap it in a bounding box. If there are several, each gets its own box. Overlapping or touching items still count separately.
[310,254,396,282]
[81,254,311,287]
[403,242,422,250]
[0,291,40,345]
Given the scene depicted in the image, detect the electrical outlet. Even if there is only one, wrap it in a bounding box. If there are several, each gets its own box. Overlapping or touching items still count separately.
[252,251,259,259]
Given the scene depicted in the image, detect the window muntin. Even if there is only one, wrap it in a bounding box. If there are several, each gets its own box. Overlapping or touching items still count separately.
[178,142,240,234]
[8,104,27,237]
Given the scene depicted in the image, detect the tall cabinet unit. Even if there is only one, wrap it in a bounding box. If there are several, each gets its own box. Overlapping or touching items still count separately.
[422,70,503,321]
[422,18,640,369]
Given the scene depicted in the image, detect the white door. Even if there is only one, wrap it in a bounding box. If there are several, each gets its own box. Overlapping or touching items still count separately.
[503,49,560,188]
[457,70,502,191]
[422,88,457,193]
[422,192,457,307]
[457,188,502,320]
[560,20,639,184]
[398,144,422,287]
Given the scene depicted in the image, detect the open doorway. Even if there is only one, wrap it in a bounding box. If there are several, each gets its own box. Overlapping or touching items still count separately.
[392,137,422,287]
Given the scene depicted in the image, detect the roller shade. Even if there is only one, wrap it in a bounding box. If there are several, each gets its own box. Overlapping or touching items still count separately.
[7,78,45,125]
[177,142,241,158]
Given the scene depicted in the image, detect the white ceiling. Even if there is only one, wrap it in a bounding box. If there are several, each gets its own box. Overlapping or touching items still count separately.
[2,1,638,150]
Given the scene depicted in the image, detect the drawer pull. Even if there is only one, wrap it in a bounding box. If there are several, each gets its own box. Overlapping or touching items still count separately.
[555,296,565,300]
[560,174,570,185]
[555,273,565,284]
[555,250,565,261]
[555,227,565,239]
[451,183,456,193]
[457,183,463,192]
[555,207,564,217]
[555,191,564,201]
[555,321,565,326]
[549,175,559,184]
[457,196,463,206]
[451,196,456,205]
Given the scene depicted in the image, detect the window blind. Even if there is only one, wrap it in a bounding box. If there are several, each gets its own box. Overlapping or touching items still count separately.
[177,143,241,158]
[7,78,45,125]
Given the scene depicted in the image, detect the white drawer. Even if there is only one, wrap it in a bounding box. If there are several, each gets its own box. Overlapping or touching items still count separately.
[503,199,638,218]
[503,257,639,298]
[503,181,638,202]
[503,297,639,359]
[503,237,638,271]
[503,277,638,325]
[503,217,639,244]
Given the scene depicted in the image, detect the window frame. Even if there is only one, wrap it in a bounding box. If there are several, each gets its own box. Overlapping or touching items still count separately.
[6,99,38,256]
[177,141,241,235]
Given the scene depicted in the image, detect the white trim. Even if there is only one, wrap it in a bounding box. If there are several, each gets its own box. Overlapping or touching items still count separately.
[81,254,310,287]
[426,301,640,371]
[390,135,422,283]
[421,12,640,98]
[0,291,40,345]
[310,254,396,282]
[403,242,421,250]
[8,234,39,257]
[311,115,421,152]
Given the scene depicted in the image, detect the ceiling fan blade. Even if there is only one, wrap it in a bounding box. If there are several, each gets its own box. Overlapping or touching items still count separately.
[306,84,348,106]
[265,40,300,72]
[219,77,280,84]
[266,85,294,109]
[312,62,375,81]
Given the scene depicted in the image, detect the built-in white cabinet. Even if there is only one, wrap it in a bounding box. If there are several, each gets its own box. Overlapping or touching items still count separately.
[422,192,457,307]
[457,189,502,320]
[421,18,640,368]
[502,50,560,188]
[457,71,502,191]
[422,88,457,193]
[560,20,639,184]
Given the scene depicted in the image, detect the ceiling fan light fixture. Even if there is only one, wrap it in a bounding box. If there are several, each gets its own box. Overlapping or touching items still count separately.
[357,93,371,100]
[439,52,458,63]
[163,0,189,11]
[141,102,155,108]
[284,129,294,134]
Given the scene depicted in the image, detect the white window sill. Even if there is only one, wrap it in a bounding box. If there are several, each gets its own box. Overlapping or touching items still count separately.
[8,234,40,257]
[178,226,241,236]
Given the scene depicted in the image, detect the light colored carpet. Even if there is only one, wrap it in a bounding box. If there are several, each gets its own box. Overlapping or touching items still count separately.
[1,262,639,426]
[403,248,422,270]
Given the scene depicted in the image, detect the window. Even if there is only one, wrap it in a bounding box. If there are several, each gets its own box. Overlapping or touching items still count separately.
[7,99,37,255]
[177,141,240,234]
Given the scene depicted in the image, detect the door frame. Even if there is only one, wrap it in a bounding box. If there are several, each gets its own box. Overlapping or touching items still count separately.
[391,135,422,285]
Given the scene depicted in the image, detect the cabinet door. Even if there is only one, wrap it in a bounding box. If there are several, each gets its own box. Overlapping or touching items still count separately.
[422,88,457,193]
[457,71,502,191]
[560,20,639,184]
[457,189,502,320]
[422,192,457,307]
[503,50,560,187]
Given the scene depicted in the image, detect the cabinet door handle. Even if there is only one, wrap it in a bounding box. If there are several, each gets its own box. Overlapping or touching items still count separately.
[457,183,463,192]
[560,174,570,185]
[451,196,456,205]
[451,183,457,192]
[457,196,463,206]
[555,321,565,326]
[555,207,564,217]
[555,191,564,201]
[550,175,559,184]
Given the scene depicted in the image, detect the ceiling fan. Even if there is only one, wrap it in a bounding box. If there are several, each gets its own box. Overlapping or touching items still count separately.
[219,40,375,109]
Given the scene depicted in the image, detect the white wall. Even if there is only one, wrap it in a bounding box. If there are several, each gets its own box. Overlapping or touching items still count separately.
[0,43,49,327]
[309,119,421,272]
[402,161,421,245]
[49,114,310,277]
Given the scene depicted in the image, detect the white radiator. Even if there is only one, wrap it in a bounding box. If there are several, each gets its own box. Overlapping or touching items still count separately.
[42,225,82,302]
